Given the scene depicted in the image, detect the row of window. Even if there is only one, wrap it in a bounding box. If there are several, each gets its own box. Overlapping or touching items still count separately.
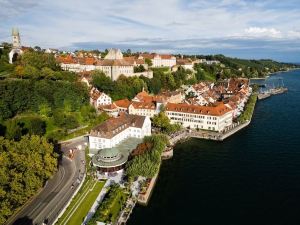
[167,112,218,120]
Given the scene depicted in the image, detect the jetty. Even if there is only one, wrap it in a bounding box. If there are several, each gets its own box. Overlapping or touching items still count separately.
[257,87,288,100]
[257,77,288,100]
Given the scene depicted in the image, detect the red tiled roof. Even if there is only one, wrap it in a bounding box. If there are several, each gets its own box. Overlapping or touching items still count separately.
[57,55,77,64]
[123,57,145,65]
[159,54,174,59]
[139,53,155,59]
[166,102,232,116]
[114,99,131,109]
[99,104,117,111]
[177,59,193,65]
[130,101,156,110]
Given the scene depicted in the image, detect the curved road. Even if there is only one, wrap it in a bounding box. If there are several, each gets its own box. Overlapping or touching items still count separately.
[7,138,87,225]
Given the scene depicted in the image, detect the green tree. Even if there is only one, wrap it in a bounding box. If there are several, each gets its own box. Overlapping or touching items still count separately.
[41,67,54,79]
[4,120,22,140]
[38,103,52,117]
[13,65,24,79]
[134,65,146,72]
[0,135,58,223]
[23,65,40,79]
[91,70,114,93]
[145,58,153,67]
[80,105,97,122]
[152,112,181,134]
[21,51,59,70]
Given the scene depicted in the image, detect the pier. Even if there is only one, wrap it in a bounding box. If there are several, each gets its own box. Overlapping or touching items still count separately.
[257,87,288,100]
[257,77,288,100]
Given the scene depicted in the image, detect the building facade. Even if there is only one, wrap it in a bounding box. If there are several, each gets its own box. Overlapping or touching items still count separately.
[128,102,159,118]
[138,53,176,68]
[89,114,151,151]
[165,102,233,132]
[90,87,112,107]
[57,48,153,80]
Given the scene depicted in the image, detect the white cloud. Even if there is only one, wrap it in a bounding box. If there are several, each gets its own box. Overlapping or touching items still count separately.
[287,31,300,39]
[0,0,300,61]
[244,27,282,38]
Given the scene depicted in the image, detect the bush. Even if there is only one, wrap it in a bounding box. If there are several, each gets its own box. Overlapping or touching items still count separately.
[87,184,127,225]
[238,94,258,123]
[126,134,169,178]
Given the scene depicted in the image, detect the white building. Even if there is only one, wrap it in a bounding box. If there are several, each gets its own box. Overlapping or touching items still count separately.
[57,48,153,80]
[89,113,151,151]
[185,82,211,97]
[138,53,176,68]
[165,102,233,132]
[128,101,160,118]
[45,48,58,54]
[175,59,194,71]
[90,87,112,107]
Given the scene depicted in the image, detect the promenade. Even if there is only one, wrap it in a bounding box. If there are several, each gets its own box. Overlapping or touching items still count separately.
[168,121,251,145]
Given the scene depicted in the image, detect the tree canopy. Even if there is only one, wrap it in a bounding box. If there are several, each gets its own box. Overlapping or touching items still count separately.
[126,135,169,178]
[0,135,58,224]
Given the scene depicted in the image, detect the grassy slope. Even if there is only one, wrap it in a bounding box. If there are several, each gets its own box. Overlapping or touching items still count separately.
[57,180,104,225]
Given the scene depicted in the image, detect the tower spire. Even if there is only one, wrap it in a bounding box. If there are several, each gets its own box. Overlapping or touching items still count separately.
[12,27,21,48]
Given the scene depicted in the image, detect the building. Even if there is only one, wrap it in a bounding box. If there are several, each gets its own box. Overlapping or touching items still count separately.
[45,48,59,54]
[89,113,151,151]
[159,90,184,104]
[128,101,159,118]
[99,99,131,117]
[91,148,127,173]
[165,102,233,132]
[185,82,212,97]
[57,48,153,81]
[90,87,112,107]
[9,28,23,64]
[132,89,166,104]
[175,58,194,71]
[113,99,131,112]
[138,53,176,68]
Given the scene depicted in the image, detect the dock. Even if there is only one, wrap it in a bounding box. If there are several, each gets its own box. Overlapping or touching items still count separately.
[257,87,288,100]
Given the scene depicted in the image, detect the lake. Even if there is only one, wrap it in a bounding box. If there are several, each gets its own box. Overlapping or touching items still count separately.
[128,70,300,225]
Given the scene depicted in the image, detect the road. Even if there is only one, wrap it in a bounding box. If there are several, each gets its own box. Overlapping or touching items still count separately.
[7,137,88,225]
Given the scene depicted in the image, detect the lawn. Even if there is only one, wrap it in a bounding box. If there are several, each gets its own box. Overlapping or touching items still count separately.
[56,180,105,225]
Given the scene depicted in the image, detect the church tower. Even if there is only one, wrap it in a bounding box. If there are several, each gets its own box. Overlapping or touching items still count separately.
[12,28,21,48]
[9,28,23,64]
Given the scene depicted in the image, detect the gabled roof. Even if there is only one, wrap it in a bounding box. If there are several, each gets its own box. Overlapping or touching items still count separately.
[90,87,108,101]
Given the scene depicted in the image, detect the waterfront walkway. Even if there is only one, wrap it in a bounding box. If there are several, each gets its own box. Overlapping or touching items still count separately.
[168,121,251,145]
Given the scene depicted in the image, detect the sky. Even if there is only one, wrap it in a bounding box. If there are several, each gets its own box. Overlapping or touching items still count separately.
[0,0,300,62]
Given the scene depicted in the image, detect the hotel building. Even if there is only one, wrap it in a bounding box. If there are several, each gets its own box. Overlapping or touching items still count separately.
[89,113,151,151]
[165,102,233,132]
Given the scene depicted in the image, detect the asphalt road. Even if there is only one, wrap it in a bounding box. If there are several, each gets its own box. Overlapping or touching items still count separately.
[7,137,87,225]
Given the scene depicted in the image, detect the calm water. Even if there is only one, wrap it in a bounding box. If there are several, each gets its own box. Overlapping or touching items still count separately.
[128,70,300,225]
